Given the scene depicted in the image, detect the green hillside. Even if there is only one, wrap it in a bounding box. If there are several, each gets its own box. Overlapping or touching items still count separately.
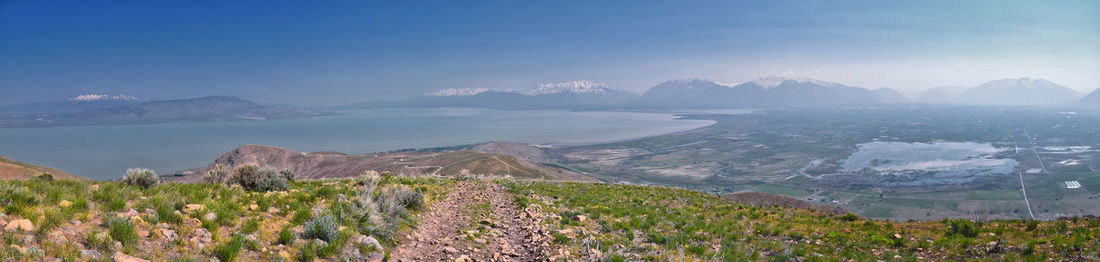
[0,175,1096,261]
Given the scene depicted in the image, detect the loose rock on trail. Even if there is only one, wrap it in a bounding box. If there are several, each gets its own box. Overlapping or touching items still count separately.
[390,181,550,261]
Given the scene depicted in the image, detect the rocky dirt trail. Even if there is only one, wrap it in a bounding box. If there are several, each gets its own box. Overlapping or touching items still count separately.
[391,180,550,261]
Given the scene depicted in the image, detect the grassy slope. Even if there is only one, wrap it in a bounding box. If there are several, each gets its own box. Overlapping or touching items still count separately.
[0,176,446,261]
[0,178,1096,261]
[503,181,1100,261]
[0,155,83,180]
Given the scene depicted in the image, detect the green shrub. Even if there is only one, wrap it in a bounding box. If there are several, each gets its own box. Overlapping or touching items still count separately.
[33,172,54,181]
[839,213,860,222]
[276,227,295,245]
[105,197,127,212]
[291,208,312,225]
[1026,219,1039,231]
[123,168,159,188]
[108,217,138,247]
[155,201,183,225]
[37,209,64,237]
[302,214,340,242]
[213,234,246,262]
[0,184,37,216]
[944,219,979,238]
[241,218,261,234]
[85,230,113,251]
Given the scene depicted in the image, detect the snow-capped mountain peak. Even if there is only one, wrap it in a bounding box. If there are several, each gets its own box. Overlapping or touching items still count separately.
[523,80,611,95]
[975,77,1064,91]
[427,88,492,96]
[69,94,139,101]
[736,76,843,89]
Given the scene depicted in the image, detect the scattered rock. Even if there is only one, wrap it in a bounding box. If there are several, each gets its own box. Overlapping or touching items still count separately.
[358,235,383,251]
[190,228,212,247]
[5,219,35,232]
[119,209,141,218]
[183,204,205,213]
[203,212,217,221]
[80,249,103,260]
[161,229,178,241]
[572,215,586,222]
[444,246,459,254]
[248,204,259,211]
[59,200,73,208]
[113,252,150,262]
[90,184,99,191]
[24,246,44,257]
[454,255,473,262]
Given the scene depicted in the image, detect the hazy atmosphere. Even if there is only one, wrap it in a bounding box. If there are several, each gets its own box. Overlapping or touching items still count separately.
[2,0,1096,105]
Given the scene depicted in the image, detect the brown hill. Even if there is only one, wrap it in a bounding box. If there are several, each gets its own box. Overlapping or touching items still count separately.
[0,155,84,180]
[472,141,550,163]
[721,192,846,215]
[172,144,595,183]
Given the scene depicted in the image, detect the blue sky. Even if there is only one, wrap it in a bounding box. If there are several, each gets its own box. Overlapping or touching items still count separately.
[1,0,1096,105]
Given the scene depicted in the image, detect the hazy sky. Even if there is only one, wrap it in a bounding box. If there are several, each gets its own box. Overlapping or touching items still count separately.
[1,0,1097,105]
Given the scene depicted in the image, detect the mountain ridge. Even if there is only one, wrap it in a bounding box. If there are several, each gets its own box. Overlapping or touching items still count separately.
[0,96,327,128]
[917,78,1080,106]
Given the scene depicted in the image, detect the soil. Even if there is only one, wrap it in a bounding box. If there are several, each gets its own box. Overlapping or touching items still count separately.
[390,180,549,261]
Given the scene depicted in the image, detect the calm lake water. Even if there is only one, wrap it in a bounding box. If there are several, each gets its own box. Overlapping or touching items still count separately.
[0,108,713,180]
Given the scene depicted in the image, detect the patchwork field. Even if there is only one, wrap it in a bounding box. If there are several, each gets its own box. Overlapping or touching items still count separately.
[548,107,1100,220]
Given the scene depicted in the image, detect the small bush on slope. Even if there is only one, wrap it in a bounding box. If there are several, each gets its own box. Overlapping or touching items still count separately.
[302,214,340,242]
[123,168,159,188]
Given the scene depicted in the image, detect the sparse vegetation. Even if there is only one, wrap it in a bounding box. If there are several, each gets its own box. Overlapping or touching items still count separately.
[503,180,1100,261]
[0,174,1095,261]
[108,217,139,247]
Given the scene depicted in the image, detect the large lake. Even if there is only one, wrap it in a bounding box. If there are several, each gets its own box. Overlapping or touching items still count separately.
[0,108,713,180]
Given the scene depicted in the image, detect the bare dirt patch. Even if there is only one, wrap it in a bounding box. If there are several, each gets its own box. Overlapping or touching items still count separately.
[390,180,549,261]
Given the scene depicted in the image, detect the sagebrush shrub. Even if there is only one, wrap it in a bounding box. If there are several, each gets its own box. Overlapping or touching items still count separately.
[256,176,289,192]
[302,214,340,242]
[203,164,230,184]
[278,169,295,181]
[229,165,263,190]
[123,168,159,188]
[224,165,290,192]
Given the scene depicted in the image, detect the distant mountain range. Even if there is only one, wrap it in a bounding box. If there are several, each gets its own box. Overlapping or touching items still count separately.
[916,78,1081,106]
[355,76,912,110]
[0,94,145,114]
[639,76,902,108]
[1079,88,1100,108]
[360,80,638,109]
[0,96,327,128]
